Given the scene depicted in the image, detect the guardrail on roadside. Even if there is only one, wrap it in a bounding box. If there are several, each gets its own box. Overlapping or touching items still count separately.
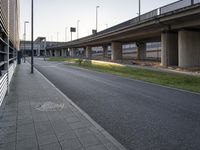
[0,73,7,106]
[0,61,16,106]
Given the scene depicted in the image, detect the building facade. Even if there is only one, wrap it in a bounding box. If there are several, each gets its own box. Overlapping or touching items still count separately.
[0,0,20,105]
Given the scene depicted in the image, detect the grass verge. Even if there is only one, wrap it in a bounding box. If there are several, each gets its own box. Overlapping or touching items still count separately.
[48,57,200,93]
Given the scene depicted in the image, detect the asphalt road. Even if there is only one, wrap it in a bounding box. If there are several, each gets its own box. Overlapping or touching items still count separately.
[33,58,200,150]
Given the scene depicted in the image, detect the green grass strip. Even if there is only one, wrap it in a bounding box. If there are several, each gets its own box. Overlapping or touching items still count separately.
[48,57,200,93]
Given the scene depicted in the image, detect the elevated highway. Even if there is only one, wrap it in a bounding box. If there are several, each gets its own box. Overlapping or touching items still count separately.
[47,0,200,68]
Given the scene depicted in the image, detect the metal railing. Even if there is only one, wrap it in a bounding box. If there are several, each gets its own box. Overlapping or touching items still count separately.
[160,0,192,14]
[8,61,16,84]
[0,61,16,106]
[0,72,7,106]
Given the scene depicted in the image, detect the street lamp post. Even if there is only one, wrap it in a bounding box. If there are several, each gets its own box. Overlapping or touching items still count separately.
[77,20,80,39]
[96,6,100,32]
[31,0,34,73]
[23,21,29,63]
[44,38,46,61]
[139,0,141,21]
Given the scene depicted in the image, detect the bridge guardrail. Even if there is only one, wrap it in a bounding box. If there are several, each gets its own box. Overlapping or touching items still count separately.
[96,9,158,37]
[140,9,158,21]
[160,0,192,14]
[194,0,200,4]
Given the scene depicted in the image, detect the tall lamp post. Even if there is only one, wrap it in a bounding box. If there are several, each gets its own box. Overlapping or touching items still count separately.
[139,0,141,21]
[43,38,46,61]
[23,21,29,63]
[31,0,34,73]
[77,20,80,39]
[96,6,100,32]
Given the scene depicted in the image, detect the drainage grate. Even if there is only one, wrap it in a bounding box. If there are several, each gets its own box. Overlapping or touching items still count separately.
[35,101,65,111]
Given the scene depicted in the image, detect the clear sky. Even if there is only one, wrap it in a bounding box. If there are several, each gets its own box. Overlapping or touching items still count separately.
[20,0,176,42]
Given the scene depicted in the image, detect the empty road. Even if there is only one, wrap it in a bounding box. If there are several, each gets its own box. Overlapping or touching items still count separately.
[33,58,200,150]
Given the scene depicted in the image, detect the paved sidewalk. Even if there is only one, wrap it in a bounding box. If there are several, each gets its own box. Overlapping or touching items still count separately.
[0,63,126,150]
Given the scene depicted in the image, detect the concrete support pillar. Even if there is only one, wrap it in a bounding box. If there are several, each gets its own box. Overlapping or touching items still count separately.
[161,32,178,66]
[49,50,53,57]
[136,42,146,60]
[69,49,72,57]
[179,30,200,68]
[69,48,76,57]
[72,49,76,57]
[103,46,108,58]
[86,46,92,59]
[111,42,122,61]
[62,49,66,57]
[82,48,86,57]
[55,50,60,57]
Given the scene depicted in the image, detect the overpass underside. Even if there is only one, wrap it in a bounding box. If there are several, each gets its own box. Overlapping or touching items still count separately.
[47,1,200,68]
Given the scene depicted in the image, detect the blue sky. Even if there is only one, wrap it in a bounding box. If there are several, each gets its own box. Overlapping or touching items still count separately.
[20,0,176,41]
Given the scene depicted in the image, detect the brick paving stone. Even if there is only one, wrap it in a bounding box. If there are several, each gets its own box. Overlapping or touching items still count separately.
[79,134,101,147]
[60,138,82,150]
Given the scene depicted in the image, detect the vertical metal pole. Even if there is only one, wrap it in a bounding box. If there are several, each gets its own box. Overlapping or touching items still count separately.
[7,0,10,94]
[71,31,72,41]
[24,22,25,62]
[139,0,141,21]
[44,38,46,61]
[24,22,26,63]
[96,6,99,32]
[77,20,80,39]
[31,0,34,73]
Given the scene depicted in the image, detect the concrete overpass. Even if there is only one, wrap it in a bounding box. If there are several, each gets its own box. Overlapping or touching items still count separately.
[47,0,200,68]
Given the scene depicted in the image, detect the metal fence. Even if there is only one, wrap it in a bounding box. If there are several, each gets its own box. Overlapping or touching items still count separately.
[160,0,192,14]
[0,72,7,106]
[140,9,158,21]
[0,60,16,106]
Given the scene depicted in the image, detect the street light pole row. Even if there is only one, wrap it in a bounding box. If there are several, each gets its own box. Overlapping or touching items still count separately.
[64,5,100,42]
